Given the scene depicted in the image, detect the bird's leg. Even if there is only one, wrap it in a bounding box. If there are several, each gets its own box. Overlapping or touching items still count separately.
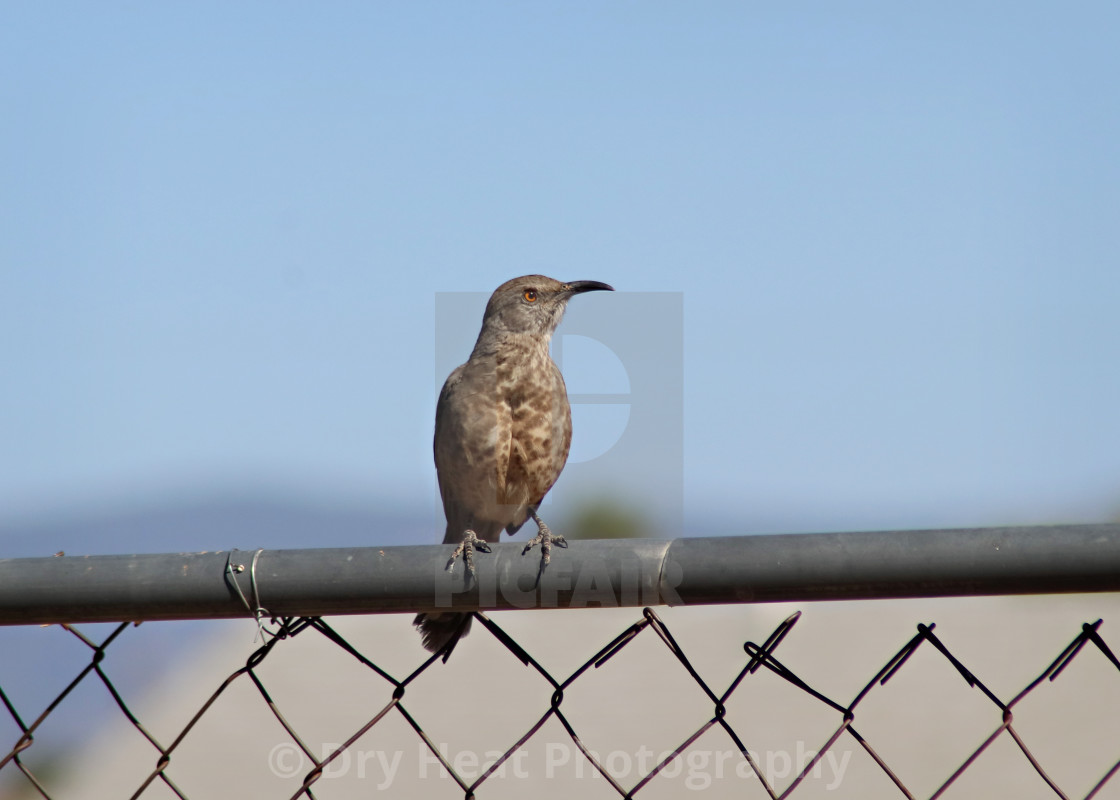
[446,529,492,579]
[521,511,568,568]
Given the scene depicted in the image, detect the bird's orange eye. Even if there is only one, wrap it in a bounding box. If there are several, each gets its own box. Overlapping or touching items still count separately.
[523,289,537,302]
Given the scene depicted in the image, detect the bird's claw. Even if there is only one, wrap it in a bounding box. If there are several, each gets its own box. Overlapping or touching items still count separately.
[522,516,567,567]
[446,530,491,579]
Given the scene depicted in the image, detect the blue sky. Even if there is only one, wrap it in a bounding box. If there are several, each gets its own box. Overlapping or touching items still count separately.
[2,3,1119,537]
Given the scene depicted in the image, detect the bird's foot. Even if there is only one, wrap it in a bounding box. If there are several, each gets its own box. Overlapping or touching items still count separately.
[522,513,567,568]
[446,529,492,579]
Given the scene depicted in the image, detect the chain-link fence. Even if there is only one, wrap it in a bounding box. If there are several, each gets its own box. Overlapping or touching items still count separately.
[2,525,1120,799]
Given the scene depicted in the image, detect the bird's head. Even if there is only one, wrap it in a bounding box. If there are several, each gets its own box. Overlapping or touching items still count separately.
[480,275,614,339]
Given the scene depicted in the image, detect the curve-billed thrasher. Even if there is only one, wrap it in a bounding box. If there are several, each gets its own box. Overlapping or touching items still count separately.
[415,275,614,652]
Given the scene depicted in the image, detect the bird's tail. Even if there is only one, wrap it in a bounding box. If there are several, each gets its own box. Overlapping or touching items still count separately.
[414,612,472,653]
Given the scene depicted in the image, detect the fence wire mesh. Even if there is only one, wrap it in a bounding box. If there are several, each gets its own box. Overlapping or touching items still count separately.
[2,602,1118,800]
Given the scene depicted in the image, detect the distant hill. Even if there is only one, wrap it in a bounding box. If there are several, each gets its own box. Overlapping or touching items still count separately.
[0,494,432,559]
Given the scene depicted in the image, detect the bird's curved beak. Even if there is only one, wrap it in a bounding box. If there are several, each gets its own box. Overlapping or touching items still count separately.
[563,280,615,295]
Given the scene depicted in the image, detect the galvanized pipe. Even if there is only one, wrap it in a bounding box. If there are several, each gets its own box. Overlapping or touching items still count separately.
[0,524,1117,625]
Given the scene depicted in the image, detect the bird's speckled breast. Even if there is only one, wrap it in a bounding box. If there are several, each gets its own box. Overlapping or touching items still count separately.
[495,338,572,508]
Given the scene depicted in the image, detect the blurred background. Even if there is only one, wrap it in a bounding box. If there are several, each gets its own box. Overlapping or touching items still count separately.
[3,5,1120,797]
[3,3,1120,555]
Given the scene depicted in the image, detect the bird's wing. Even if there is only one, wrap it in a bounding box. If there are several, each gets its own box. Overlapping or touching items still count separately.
[434,360,514,542]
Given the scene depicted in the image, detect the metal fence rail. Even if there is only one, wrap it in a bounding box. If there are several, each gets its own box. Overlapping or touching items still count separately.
[1,524,1119,799]
[1,524,1118,624]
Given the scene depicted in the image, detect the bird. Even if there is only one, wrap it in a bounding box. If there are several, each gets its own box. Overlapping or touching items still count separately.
[414,275,614,652]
